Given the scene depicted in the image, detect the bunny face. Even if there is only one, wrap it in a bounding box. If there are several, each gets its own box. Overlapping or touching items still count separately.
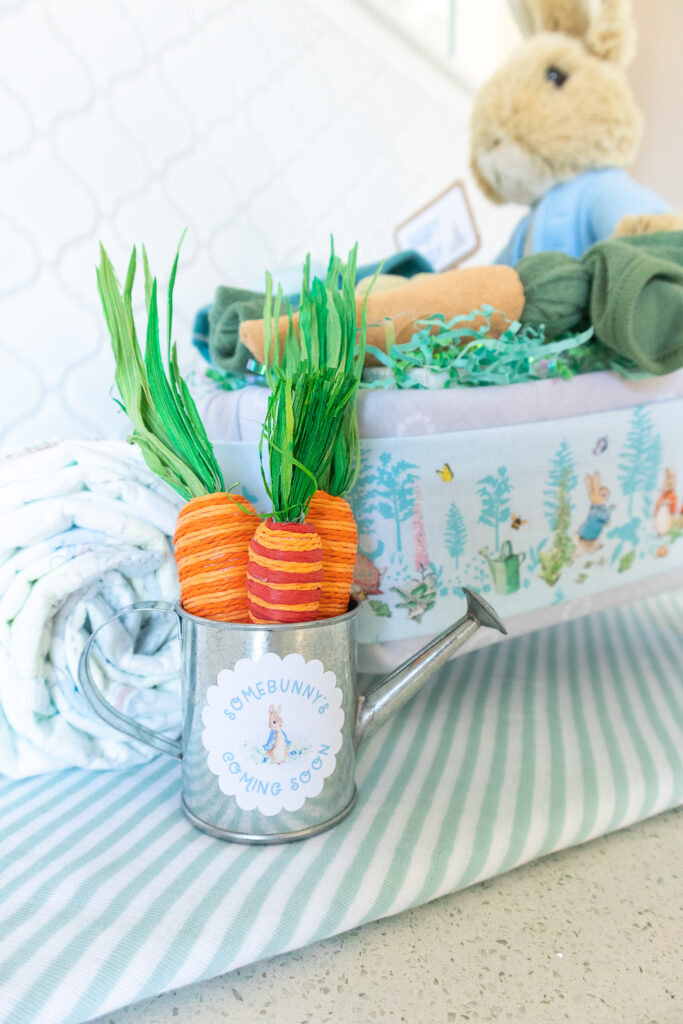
[268,704,283,730]
[470,1,642,205]
[586,472,610,504]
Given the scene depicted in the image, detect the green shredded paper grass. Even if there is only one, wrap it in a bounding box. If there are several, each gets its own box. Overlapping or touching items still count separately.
[207,299,642,397]
[363,305,640,388]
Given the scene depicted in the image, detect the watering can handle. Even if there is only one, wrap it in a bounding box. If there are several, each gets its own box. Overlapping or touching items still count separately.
[78,601,183,760]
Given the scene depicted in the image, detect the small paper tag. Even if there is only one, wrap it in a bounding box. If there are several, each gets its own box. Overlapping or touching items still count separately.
[202,651,345,816]
[395,180,480,271]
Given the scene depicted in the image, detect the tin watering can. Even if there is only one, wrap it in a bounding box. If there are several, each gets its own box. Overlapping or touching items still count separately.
[78,588,506,845]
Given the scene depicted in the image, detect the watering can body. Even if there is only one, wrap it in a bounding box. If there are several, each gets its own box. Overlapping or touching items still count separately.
[179,605,360,842]
[79,590,506,844]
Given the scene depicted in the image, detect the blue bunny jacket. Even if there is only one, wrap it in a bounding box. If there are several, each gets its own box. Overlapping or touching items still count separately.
[496,167,670,264]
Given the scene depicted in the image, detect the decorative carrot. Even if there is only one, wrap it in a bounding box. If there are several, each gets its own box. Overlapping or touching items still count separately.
[246,370,321,623]
[306,490,358,618]
[247,517,324,624]
[263,242,376,618]
[174,491,256,621]
[248,256,366,626]
[97,241,257,622]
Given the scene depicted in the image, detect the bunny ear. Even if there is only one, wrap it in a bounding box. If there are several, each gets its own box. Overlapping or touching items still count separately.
[507,0,592,38]
[506,0,537,36]
[583,0,636,65]
[507,0,636,64]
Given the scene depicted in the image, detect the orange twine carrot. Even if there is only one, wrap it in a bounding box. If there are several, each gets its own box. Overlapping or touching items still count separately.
[246,518,323,624]
[174,492,258,622]
[306,490,358,619]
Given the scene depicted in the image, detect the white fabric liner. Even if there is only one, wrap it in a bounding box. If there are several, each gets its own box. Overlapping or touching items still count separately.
[197,367,683,441]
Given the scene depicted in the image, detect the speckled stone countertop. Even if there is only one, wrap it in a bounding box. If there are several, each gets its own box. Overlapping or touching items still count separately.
[90,806,682,1024]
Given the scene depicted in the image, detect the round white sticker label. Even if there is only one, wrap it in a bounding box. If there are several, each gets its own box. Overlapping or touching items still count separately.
[201,651,345,815]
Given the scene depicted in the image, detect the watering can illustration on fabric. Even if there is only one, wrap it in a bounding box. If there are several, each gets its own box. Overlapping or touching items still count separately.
[479,541,526,595]
[79,588,506,844]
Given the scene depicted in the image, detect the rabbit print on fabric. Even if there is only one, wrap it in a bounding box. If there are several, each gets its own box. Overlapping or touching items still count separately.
[573,472,616,557]
[654,468,678,538]
[469,0,682,263]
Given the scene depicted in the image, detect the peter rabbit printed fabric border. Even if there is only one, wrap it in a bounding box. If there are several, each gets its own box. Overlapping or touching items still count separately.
[0,590,681,1024]
[219,399,683,644]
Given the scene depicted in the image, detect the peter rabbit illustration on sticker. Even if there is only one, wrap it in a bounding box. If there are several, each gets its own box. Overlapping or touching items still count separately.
[573,472,615,558]
[263,704,290,765]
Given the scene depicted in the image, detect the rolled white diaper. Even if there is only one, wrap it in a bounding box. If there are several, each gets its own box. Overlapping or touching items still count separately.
[0,440,183,778]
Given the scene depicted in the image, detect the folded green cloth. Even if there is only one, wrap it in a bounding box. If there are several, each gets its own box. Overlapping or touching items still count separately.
[518,232,683,375]
[208,287,267,373]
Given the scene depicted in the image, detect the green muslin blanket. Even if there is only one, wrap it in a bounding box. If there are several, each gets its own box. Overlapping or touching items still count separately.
[518,231,683,375]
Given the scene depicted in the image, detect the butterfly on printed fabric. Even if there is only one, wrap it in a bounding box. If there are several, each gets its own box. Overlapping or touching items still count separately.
[436,463,453,482]
[510,513,528,530]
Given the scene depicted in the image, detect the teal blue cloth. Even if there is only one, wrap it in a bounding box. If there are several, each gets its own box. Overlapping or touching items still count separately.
[497,168,670,265]
[358,249,433,281]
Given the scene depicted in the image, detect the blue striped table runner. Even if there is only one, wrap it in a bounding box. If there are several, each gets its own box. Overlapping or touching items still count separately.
[0,592,681,1024]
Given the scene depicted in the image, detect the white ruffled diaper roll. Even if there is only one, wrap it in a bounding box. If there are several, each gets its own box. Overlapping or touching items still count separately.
[0,439,184,778]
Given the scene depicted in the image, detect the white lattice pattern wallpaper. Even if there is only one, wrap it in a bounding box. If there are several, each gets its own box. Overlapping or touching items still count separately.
[0,0,522,449]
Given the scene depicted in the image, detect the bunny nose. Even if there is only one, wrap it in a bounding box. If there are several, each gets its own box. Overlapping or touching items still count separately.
[491,137,502,147]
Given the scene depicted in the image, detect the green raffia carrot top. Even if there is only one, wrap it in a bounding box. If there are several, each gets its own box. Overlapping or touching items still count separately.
[96,238,257,623]
[98,236,371,625]
[246,241,375,622]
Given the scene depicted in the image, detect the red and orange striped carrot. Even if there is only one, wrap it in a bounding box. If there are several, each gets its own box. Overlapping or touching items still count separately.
[245,371,325,624]
[246,518,323,623]
[253,244,372,622]
[290,245,371,619]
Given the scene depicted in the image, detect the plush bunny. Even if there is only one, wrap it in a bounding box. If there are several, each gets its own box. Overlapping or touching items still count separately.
[470,0,683,264]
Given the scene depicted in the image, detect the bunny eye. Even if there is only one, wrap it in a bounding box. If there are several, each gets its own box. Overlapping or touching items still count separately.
[545,65,568,87]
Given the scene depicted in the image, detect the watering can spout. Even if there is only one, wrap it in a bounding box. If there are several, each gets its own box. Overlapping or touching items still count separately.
[354,588,507,748]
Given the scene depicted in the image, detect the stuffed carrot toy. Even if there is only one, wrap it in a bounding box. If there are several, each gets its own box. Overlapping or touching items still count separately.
[97,242,257,622]
[239,264,525,365]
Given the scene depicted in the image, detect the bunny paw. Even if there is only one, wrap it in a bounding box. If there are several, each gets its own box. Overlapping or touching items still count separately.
[614,211,683,237]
